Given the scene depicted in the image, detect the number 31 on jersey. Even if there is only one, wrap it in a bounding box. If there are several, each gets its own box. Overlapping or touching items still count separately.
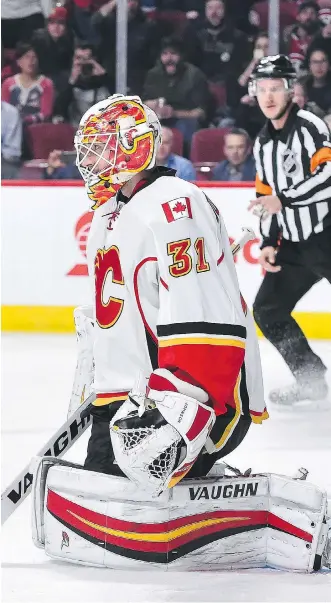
[167,237,210,277]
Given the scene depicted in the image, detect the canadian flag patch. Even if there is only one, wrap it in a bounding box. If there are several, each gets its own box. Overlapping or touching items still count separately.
[162,197,193,222]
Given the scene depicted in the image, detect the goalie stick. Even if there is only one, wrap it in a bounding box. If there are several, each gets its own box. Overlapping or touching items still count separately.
[230,226,255,255]
[1,393,95,525]
[1,226,255,525]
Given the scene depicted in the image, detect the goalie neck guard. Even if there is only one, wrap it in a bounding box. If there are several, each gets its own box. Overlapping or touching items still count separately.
[74,94,162,209]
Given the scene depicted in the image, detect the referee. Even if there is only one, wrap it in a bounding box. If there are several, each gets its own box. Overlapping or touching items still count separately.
[248,54,331,405]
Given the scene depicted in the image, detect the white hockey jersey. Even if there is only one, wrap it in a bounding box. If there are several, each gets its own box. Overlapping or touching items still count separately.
[87,168,267,423]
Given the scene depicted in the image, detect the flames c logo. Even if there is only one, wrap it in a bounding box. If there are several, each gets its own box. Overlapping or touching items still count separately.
[67,212,93,276]
[95,246,125,328]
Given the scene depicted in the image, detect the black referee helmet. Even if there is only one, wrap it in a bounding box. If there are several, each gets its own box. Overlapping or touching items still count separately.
[249,54,297,96]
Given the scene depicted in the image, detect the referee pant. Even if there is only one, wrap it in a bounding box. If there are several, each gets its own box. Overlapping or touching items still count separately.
[253,228,331,381]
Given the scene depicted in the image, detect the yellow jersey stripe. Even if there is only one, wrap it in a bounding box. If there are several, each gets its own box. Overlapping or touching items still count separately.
[214,372,242,450]
[159,337,245,349]
[250,410,269,424]
[93,394,129,406]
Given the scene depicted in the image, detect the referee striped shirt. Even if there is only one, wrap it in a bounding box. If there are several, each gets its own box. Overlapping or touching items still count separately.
[254,104,331,246]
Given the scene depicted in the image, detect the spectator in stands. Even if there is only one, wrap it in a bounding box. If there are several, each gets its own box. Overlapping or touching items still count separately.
[282,1,322,73]
[92,0,159,94]
[71,0,109,42]
[303,47,331,113]
[225,0,266,36]
[226,32,270,109]
[177,0,266,35]
[1,0,52,49]
[319,6,331,24]
[143,37,210,149]
[183,0,250,84]
[156,126,196,180]
[238,33,269,90]
[43,149,81,180]
[318,6,331,29]
[1,43,54,126]
[306,12,331,64]
[292,77,325,117]
[1,44,18,84]
[1,101,22,179]
[55,42,110,127]
[32,6,73,96]
[212,128,255,182]
[220,32,269,133]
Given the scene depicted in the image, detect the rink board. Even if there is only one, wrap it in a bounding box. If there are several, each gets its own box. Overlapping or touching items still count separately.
[1,181,330,338]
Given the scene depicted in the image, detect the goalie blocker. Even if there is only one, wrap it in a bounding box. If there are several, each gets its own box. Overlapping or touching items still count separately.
[32,456,331,572]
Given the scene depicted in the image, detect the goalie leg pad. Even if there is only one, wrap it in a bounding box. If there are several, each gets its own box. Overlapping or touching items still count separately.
[32,460,329,572]
[31,456,84,549]
[322,520,331,569]
[68,305,95,418]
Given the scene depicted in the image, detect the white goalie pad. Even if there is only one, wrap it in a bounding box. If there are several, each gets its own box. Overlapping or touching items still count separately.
[31,458,330,572]
[68,305,95,417]
[31,456,84,548]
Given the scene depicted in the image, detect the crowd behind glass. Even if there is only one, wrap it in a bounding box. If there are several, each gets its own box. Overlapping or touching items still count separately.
[2,0,331,181]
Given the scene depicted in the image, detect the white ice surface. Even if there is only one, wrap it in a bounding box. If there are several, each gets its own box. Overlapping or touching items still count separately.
[1,334,331,603]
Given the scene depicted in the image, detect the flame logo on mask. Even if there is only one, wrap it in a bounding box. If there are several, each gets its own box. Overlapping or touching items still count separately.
[87,176,119,210]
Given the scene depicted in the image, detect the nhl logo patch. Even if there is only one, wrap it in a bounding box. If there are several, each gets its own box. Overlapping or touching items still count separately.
[282,149,299,177]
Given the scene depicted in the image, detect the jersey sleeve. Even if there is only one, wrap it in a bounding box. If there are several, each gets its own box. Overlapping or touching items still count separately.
[278,117,331,207]
[152,196,246,416]
[254,138,281,249]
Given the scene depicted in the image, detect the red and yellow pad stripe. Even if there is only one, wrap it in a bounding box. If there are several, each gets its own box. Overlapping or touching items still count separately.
[47,489,313,563]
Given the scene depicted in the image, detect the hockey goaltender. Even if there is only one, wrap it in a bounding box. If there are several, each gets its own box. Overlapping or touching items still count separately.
[6,93,330,572]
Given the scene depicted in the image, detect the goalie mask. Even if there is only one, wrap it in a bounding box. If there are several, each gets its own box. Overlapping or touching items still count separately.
[110,369,215,497]
[75,94,162,209]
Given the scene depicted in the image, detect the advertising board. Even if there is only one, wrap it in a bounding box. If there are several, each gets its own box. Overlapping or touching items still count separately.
[2,182,330,337]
